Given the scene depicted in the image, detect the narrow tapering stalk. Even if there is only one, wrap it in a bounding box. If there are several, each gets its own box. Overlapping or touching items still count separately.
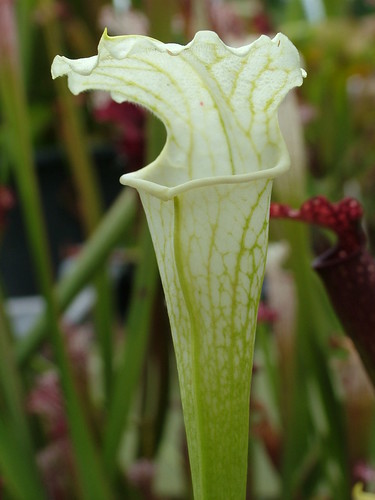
[136,180,272,499]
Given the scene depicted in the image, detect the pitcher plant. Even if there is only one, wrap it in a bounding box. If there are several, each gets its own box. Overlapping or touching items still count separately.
[52,30,305,499]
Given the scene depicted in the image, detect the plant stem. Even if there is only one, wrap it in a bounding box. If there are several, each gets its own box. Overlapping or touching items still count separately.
[0,285,30,449]
[103,216,158,477]
[39,0,114,403]
[0,414,45,500]
[16,188,136,365]
[0,283,45,498]
[280,221,349,499]
[192,0,209,30]
[0,2,114,498]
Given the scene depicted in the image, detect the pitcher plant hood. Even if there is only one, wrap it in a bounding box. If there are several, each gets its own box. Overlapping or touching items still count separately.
[52,30,305,198]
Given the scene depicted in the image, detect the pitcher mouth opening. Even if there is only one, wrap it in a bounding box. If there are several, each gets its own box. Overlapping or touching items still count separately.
[120,155,289,201]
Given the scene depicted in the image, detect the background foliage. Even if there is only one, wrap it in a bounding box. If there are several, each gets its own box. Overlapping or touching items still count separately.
[1,0,375,498]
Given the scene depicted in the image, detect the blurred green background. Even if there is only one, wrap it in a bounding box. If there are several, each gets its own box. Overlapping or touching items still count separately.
[1,0,375,498]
